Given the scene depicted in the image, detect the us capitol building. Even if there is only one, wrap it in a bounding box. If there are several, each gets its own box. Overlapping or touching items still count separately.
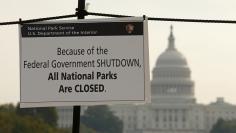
[57,26,236,133]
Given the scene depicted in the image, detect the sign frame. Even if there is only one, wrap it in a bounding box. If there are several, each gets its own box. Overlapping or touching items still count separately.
[19,17,150,108]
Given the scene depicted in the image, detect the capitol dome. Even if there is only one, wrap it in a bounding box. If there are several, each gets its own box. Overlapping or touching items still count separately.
[151,26,195,104]
[157,50,188,67]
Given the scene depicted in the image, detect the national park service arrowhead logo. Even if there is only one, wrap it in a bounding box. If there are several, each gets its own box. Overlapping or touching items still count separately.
[125,24,134,34]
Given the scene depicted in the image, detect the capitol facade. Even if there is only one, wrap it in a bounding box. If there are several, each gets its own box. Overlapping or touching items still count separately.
[110,26,236,133]
[57,26,236,133]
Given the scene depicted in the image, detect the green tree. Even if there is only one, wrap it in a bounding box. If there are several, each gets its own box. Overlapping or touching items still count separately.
[0,104,15,112]
[0,109,50,133]
[81,105,123,133]
[0,104,16,133]
[0,111,14,133]
[80,123,97,133]
[12,116,56,133]
[0,104,67,133]
[211,119,236,133]
[16,103,58,127]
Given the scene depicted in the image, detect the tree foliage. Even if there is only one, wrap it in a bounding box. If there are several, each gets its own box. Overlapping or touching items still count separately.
[80,123,97,133]
[0,104,65,133]
[16,103,58,127]
[81,105,123,133]
[56,124,97,133]
[211,119,236,133]
[0,104,99,133]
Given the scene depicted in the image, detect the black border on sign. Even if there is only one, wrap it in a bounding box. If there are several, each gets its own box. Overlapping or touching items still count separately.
[21,22,143,37]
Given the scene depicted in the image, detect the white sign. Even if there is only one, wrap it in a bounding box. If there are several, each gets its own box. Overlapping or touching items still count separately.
[20,17,150,108]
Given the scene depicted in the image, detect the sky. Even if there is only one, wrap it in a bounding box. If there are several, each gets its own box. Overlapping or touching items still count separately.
[0,0,236,105]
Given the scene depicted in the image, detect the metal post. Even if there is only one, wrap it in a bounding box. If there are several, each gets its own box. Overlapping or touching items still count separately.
[72,106,81,133]
[77,0,85,19]
[72,0,86,133]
